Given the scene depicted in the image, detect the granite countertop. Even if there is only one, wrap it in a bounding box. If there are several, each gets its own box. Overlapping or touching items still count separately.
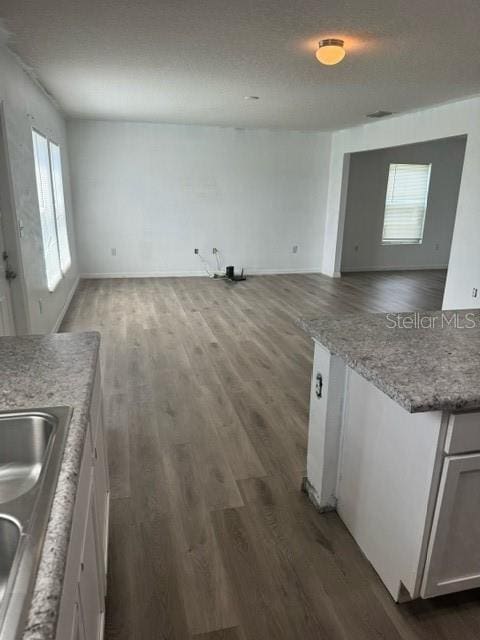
[0,331,100,640]
[298,309,480,413]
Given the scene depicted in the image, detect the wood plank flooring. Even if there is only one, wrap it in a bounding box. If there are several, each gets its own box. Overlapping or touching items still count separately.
[61,270,480,640]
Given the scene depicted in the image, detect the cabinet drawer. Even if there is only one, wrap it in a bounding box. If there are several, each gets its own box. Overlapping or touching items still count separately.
[445,412,480,454]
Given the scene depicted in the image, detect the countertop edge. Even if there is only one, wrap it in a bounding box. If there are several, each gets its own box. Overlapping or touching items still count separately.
[297,316,479,415]
[21,332,101,640]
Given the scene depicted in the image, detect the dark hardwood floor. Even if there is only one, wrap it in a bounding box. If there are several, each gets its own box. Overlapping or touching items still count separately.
[60,269,480,640]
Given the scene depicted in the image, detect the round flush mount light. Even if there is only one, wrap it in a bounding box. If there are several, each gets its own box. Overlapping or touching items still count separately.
[315,39,346,66]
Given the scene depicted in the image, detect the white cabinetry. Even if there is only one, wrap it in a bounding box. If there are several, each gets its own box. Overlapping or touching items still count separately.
[57,366,110,639]
[306,341,480,602]
[78,473,105,640]
[306,341,346,510]
[422,453,480,597]
[68,601,84,640]
[336,367,445,601]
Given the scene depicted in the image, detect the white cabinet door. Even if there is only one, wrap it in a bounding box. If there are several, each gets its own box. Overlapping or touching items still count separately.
[68,600,85,640]
[57,362,109,640]
[78,472,105,640]
[422,453,480,597]
[93,408,110,591]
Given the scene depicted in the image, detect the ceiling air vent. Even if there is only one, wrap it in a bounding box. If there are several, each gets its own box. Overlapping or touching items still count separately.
[366,110,393,119]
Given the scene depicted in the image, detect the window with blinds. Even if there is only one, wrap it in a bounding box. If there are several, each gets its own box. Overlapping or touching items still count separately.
[381,163,432,245]
[32,131,71,291]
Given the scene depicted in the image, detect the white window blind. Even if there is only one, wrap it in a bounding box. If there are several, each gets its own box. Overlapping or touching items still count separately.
[382,163,432,245]
[32,130,62,292]
[49,141,72,274]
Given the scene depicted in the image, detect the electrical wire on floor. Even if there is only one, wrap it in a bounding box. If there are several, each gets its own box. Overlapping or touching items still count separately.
[197,252,226,279]
[197,252,214,277]
[214,250,222,272]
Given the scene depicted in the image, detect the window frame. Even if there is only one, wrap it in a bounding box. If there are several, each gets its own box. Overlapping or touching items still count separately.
[381,162,432,246]
[48,139,72,275]
[31,128,71,292]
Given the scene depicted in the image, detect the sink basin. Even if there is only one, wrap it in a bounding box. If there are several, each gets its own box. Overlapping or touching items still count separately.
[0,407,72,640]
[0,518,21,609]
[0,414,55,503]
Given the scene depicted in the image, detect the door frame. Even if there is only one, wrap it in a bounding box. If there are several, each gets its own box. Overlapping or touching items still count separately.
[0,101,29,334]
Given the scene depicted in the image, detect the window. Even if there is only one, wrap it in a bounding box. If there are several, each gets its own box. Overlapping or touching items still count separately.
[49,141,72,274]
[32,130,71,291]
[381,163,432,245]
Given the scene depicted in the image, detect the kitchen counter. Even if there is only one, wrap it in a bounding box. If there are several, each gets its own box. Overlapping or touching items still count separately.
[298,309,480,413]
[0,331,100,640]
[300,309,480,602]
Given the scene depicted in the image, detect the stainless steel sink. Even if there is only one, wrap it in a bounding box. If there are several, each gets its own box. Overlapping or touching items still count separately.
[0,407,72,640]
[0,414,55,503]
[0,518,21,608]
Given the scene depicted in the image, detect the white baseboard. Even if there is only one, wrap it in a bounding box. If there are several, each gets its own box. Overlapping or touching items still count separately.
[80,267,323,279]
[80,270,206,278]
[246,268,322,275]
[51,275,80,333]
[341,264,448,273]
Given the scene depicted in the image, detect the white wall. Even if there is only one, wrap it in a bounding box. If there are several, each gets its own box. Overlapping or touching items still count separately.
[341,136,466,272]
[0,44,79,333]
[321,95,480,310]
[67,120,331,277]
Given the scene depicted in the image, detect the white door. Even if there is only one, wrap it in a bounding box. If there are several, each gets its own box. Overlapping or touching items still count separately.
[0,211,15,336]
[421,453,480,597]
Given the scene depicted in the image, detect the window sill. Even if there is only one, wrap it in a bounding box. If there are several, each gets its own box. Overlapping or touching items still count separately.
[381,241,423,246]
[47,264,72,293]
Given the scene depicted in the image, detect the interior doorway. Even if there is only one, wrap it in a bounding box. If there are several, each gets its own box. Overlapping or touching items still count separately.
[338,135,467,296]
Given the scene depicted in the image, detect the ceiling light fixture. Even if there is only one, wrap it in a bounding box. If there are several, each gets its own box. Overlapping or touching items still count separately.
[315,39,346,66]
[244,95,260,100]
[367,110,393,118]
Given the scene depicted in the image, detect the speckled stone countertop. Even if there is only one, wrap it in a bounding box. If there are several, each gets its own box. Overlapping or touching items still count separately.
[298,309,480,413]
[0,331,100,640]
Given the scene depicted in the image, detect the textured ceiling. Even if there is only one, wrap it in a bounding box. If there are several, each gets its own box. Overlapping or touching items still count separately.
[1,0,480,130]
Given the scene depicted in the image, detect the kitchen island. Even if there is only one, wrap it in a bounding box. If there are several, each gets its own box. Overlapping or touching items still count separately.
[299,309,480,602]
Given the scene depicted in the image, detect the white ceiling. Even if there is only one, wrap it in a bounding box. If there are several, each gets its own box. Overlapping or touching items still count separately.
[2,0,480,130]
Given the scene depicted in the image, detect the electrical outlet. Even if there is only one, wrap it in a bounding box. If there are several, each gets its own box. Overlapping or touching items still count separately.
[473,287,478,298]
[292,245,298,254]
[111,248,117,256]
[194,248,199,254]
